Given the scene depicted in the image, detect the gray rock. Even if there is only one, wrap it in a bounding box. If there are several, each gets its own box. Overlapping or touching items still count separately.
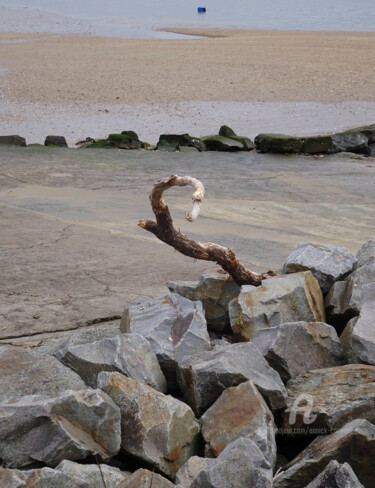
[175,456,211,486]
[332,132,370,154]
[177,342,287,417]
[44,135,68,147]
[117,469,175,488]
[55,460,129,487]
[218,125,255,150]
[325,263,375,326]
[200,381,277,467]
[121,293,211,391]
[0,135,26,146]
[0,389,121,468]
[55,333,167,392]
[340,316,358,361]
[98,371,200,479]
[167,270,240,331]
[0,346,86,403]
[282,364,375,435]
[0,467,75,488]
[200,135,245,151]
[190,437,273,488]
[274,419,375,488]
[350,298,375,364]
[283,242,357,294]
[252,322,344,382]
[229,271,325,341]
[304,460,364,488]
[356,240,375,267]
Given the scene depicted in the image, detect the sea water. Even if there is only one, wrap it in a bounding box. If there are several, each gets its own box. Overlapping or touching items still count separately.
[0,0,374,38]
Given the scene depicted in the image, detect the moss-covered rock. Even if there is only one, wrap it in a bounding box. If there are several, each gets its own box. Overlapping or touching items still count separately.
[86,139,111,149]
[218,125,237,138]
[0,135,26,147]
[301,135,334,154]
[44,135,68,148]
[200,135,245,151]
[254,133,303,154]
[156,133,205,152]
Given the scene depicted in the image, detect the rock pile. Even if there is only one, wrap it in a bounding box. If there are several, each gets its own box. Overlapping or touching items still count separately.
[1,239,375,486]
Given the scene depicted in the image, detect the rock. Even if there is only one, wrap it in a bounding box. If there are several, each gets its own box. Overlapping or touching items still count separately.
[0,135,26,146]
[254,133,303,154]
[304,460,364,488]
[177,342,287,416]
[218,125,255,150]
[175,456,211,486]
[356,240,375,267]
[157,133,205,152]
[117,469,175,488]
[167,270,240,331]
[229,271,325,341]
[0,346,86,403]
[332,132,370,155]
[0,467,75,488]
[370,143,375,156]
[252,322,344,382]
[55,333,167,392]
[349,297,375,364]
[325,263,375,327]
[98,371,200,479]
[218,125,237,137]
[200,135,245,151]
[200,381,277,466]
[301,135,334,154]
[44,135,68,147]
[121,293,211,391]
[185,437,273,488]
[108,131,143,149]
[0,389,121,468]
[55,460,129,488]
[283,242,357,294]
[282,364,375,435]
[340,316,358,360]
[274,419,375,488]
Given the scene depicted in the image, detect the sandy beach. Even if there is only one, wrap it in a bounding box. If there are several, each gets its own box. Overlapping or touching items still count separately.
[1,29,375,144]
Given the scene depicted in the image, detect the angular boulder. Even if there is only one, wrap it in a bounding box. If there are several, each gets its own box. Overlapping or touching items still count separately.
[167,270,240,331]
[301,135,334,154]
[283,242,357,294]
[349,298,375,364]
[177,342,287,416]
[175,456,211,486]
[0,467,74,488]
[252,322,344,382]
[200,381,277,466]
[183,437,273,488]
[44,135,68,147]
[333,132,370,155]
[200,135,245,151]
[229,271,325,341]
[282,364,375,434]
[117,469,174,488]
[254,133,303,153]
[121,293,211,391]
[98,372,200,479]
[274,419,375,488]
[304,460,364,488]
[218,125,255,149]
[0,389,121,468]
[55,460,129,488]
[0,346,86,403]
[0,135,26,146]
[325,262,375,326]
[339,316,358,361]
[157,133,205,152]
[55,333,167,392]
[356,240,375,267]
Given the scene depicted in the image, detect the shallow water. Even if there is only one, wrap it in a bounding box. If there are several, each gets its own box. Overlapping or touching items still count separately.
[0,0,374,38]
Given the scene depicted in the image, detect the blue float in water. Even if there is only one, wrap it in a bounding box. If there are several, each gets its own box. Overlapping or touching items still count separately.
[197,7,206,13]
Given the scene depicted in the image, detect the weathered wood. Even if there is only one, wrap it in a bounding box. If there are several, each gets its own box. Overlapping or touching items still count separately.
[139,175,275,286]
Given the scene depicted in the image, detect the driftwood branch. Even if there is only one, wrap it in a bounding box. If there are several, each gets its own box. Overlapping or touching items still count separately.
[138,175,275,286]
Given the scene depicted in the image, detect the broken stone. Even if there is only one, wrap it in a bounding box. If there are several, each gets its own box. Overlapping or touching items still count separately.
[117,469,175,488]
[44,135,68,147]
[349,298,375,364]
[301,136,334,154]
[0,345,86,403]
[325,263,375,327]
[229,271,325,341]
[177,342,287,417]
[274,419,375,488]
[356,240,375,267]
[0,467,75,488]
[167,270,240,331]
[0,389,121,468]
[55,460,129,487]
[252,321,344,382]
[97,371,200,479]
[282,364,375,435]
[55,333,167,392]
[200,135,245,151]
[304,460,364,488]
[200,381,277,467]
[332,132,370,155]
[185,437,273,488]
[121,293,211,391]
[254,133,303,153]
[283,242,357,294]
[340,316,358,361]
[0,135,26,146]
[175,456,211,486]
[156,133,205,152]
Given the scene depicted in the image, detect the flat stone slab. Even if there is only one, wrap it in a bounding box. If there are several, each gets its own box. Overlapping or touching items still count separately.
[0,345,86,402]
[282,364,375,434]
[177,342,287,417]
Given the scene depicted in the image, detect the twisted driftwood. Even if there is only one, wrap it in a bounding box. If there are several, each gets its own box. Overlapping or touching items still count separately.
[138,175,275,286]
